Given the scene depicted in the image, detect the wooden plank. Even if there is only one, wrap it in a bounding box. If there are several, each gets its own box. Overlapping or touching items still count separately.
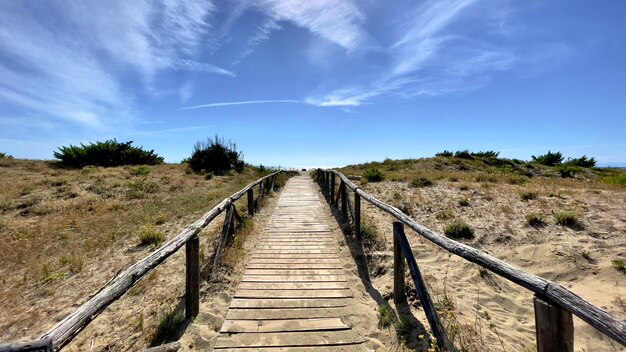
[246,264,343,270]
[253,250,338,254]
[230,298,350,309]
[248,258,341,264]
[244,269,344,276]
[226,308,347,320]
[214,330,364,349]
[185,235,200,319]
[238,282,349,290]
[241,275,346,283]
[214,345,363,352]
[220,318,349,333]
[235,289,352,299]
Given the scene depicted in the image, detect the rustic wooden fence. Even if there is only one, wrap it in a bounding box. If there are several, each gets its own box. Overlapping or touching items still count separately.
[0,171,284,352]
[316,169,626,352]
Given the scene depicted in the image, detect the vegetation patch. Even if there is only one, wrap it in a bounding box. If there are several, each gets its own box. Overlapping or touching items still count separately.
[526,213,545,227]
[54,139,163,168]
[410,176,433,188]
[152,308,184,345]
[520,191,537,201]
[603,173,626,188]
[138,225,165,246]
[377,304,398,329]
[0,152,13,159]
[363,167,385,182]
[554,211,581,228]
[444,220,474,239]
[458,197,470,207]
[361,223,378,239]
[612,259,625,272]
[188,135,244,175]
[531,151,563,166]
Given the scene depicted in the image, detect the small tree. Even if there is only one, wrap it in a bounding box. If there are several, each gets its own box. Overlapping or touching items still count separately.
[531,151,563,166]
[188,135,244,175]
[565,155,596,168]
[0,152,13,159]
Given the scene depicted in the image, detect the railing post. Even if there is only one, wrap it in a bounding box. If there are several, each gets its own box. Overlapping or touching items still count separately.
[354,191,361,240]
[256,181,264,212]
[270,174,276,192]
[534,296,574,352]
[330,173,336,205]
[185,235,200,319]
[340,181,347,214]
[393,225,406,304]
[247,188,254,216]
[394,222,455,352]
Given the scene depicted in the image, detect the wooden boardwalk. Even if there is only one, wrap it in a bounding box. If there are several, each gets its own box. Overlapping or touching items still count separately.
[214,176,366,351]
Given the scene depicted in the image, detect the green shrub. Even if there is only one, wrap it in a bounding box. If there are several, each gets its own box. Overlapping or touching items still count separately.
[458,197,469,207]
[556,164,582,178]
[0,152,13,159]
[459,184,470,191]
[612,259,625,272]
[377,304,397,329]
[554,211,581,228]
[363,167,384,182]
[361,224,377,239]
[410,176,433,188]
[603,174,626,188]
[153,308,184,344]
[508,175,529,185]
[565,155,596,168]
[520,191,537,201]
[129,165,150,176]
[526,213,544,227]
[444,220,474,239]
[436,150,453,157]
[138,225,164,246]
[531,151,563,166]
[454,150,473,159]
[54,139,163,168]
[188,135,244,175]
[471,151,500,158]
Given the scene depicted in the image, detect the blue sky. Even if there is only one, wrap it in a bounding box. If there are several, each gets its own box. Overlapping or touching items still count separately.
[1,0,625,167]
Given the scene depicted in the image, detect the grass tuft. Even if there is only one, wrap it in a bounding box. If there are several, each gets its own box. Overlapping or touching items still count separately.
[526,213,544,227]
[410,176,434,188]
[138,225,164,246]
[520,191,537,201]
[554,211,581,228]
[612,259,625,272]
[444,220,474,239]
[377,304,397,329]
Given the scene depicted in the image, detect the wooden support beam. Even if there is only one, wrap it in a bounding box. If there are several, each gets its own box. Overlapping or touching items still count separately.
[330,173,336,205]
[256,182,264,213]
[393,222,455,352]
[534,296,574,352]
[270,175,276,192]
[247,189,254,216]
[211,204,235,278]
[340,181,347,215]
[354,192,361,240]
[393,227,406,305]
[185,235,200,319]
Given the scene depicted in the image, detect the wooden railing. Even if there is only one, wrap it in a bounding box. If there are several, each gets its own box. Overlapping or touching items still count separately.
[316,169,626,352]
[0,171,284,352]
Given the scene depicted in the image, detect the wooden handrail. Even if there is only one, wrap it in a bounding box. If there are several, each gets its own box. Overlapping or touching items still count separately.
[0,171,282,352]
[318,169,626,349]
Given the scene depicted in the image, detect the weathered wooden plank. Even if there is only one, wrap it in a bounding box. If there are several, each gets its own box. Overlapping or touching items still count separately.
[246,264,343,270]
[248,258,342,264]
[235,289,352,299]
[238,282,350,290]
[253,250,338,254]
[230,298,350,309]
[214,345,363,352]
[214,330,364,349]
[185,235,200,319]
[226,307,347,320]
[220,318,349,333]
[244,269,344,276]
[241,275,346,283]
[534,296,574,352]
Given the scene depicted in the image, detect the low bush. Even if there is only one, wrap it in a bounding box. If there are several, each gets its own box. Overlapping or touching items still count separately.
[410,176,433,188]
[613,259,625,272]
[444,220,474,239]
[565,155,596,168]
[361,224,378,239]
[54,139,163,168]
[526,213,544,227]
[436,150,453,157]
[129,165,150,176]
[520,191,537,201]
[471,150,500,158]
[188,135,244,175]
[0,152,13,159]
[363,167,384,182]
[556,164,582,178]
[138,225,164,246]
[554,211,581,228]
[454,150,473,159]
[458,197,470,207]
[531,151,563,166]
[603,174,626,188]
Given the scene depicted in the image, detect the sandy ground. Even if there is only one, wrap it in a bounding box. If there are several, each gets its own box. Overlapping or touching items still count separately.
[348,179,626,352]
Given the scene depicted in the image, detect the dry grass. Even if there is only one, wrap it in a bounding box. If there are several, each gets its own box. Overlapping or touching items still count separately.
[0,159,267,343]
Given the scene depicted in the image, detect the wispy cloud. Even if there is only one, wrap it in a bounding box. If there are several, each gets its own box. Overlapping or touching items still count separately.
[181,99,304,110]
[0,1,228,129]
[250,0,367,51]
[233,18,283,65]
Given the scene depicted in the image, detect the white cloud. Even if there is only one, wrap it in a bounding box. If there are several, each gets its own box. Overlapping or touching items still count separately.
[181,99,303,109]
[0,1,229,130]
[251,0,367,51]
